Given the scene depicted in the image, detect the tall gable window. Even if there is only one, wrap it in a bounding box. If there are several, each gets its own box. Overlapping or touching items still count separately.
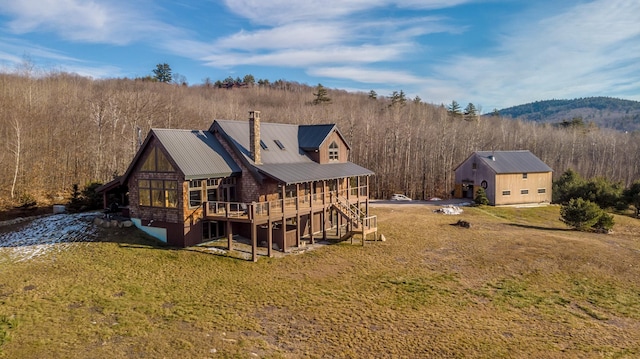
[141,146,174,172]
[329,141,339,162]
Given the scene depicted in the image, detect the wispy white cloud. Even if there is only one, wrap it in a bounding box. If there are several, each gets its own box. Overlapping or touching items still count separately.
[222,0,472,25]
[0,0,183,45]
[430,0,640,108]
[214,23,348,50]
[0,36,82,73]
[201,43,412,68]
[308,66,424,85]
[190,0,466,83]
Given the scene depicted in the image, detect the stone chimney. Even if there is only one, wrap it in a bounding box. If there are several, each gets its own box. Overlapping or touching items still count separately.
[249,110,261,164]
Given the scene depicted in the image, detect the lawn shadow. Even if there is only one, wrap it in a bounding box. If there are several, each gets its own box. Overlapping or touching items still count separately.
[507,223,572,232]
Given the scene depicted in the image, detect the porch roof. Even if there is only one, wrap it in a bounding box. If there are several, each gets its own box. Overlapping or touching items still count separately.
[256,162,373,184]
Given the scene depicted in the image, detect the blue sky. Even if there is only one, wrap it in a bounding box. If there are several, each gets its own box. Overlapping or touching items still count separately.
[0,0,638,111]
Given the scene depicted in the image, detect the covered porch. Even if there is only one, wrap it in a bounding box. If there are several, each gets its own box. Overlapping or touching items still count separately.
[201,184,377,262]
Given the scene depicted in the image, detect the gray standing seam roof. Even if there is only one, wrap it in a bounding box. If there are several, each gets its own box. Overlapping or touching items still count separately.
[214,120,315,164]
[256,162,374,184]
[153,129,241,179]
[213,119,373,183]
[475,150,552,173]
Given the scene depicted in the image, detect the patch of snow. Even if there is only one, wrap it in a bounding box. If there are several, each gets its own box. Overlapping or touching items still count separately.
[0,212,98,263]
[433,205,464,215]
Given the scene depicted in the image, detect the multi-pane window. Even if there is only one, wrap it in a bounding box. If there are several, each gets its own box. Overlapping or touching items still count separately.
[521,189,529,195]
[502,190,511,196]
[206,179,219,202]
[189,180,203,207]
[538,188,546,194]
[139,179,177,208]
[188,177,237,205]
[329,141,339,162]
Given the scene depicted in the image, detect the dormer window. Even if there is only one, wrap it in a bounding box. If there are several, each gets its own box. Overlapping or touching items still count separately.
[329,141,339,162]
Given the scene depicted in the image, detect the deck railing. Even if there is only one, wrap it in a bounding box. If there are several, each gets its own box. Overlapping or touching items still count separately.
[205,185,370,220]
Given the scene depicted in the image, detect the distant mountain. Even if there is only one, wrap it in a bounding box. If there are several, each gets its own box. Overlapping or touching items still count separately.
[496,97,640,132]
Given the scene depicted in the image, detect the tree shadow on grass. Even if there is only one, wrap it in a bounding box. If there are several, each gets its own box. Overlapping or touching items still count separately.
[507,223,572,232]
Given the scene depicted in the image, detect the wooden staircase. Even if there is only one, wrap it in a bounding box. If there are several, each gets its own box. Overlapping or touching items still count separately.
[332,197,378,242]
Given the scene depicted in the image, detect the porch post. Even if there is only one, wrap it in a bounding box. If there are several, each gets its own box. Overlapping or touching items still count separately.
[295,183,301,247]
[309,182,314,244]
[281,184,286,252]
[267,219,273,257]
[322,180,328,240]
[267,203,273,257]
[251,223,257,262]
[366,176,370,217]
[226,220,233,251]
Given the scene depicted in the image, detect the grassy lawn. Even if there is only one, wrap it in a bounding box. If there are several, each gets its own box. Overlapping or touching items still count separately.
[1,205,640,358]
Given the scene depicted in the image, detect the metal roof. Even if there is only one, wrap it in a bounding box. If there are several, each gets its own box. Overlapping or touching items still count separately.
[212,119,373,183]
[256,162,374,184]
[153,129,241,179]
[298,124,335,150]
[475,150,552,173]
[213,120,316,164]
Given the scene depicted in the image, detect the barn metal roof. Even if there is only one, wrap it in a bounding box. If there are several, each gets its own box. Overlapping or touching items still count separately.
[475,150,552,173]
[256,162,374,184]
[153,129,241,179]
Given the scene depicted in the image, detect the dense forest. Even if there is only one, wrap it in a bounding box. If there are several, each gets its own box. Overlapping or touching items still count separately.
[1,71,640,208]
[497,97,640,132]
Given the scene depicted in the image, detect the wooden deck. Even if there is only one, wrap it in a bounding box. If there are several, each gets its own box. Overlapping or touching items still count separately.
[200,188,378,261]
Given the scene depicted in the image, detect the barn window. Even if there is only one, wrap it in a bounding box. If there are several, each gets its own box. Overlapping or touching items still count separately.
[502,190,511,196]
[521,189,529,195]
[329,141,339,162]
[537,188,546,194]
[472,162,477,170]
[522,173,528,179]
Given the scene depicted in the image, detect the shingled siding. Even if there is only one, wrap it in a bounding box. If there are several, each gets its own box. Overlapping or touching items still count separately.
[318,131,349,164]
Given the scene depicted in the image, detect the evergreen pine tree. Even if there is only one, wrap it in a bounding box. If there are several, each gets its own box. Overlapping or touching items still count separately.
[313,84,331,104]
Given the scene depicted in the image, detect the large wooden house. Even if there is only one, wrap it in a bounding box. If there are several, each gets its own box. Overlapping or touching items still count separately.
[453,150,553,206]
[113,111,376,260]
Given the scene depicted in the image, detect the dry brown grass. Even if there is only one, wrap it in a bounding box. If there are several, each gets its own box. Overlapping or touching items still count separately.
[1,205,640,358]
